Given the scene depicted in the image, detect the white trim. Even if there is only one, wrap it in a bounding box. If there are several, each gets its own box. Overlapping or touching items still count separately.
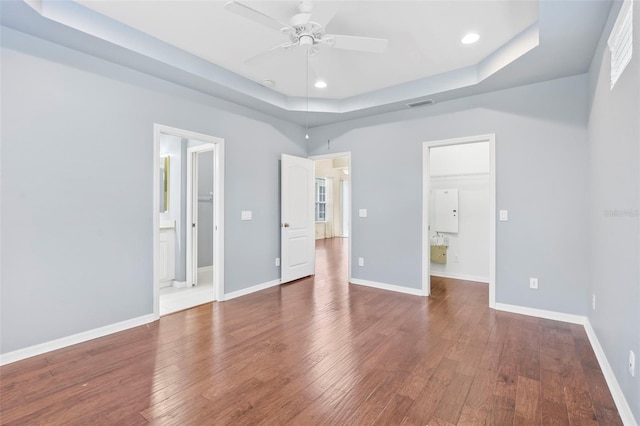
[153,124,225,317]
[0,314,156,366]
[494,303,586,325]
[186,144,214,289]
[422,134,496,305]
[584,320,637,426]
[198,266,214,286]
[153,126,161,317]
[223,279,282,301]
[488,137,496,308]
[493,303,636,424]
[430,271,489,283]
[309,152,352,282]
[350,278,424,296]
[171,280,189,289]
[214,140,225,302]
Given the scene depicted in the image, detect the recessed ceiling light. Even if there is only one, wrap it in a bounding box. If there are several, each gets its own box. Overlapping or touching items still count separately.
[461,33,480,45]
[262,79,275,88]
[314,80,328,89]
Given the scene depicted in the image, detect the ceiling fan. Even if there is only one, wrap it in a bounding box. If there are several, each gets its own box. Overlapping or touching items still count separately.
[224,0,389,61]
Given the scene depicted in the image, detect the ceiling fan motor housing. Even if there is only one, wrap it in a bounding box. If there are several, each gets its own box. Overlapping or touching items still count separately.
[290,13,310,28]
[299,34,314,49]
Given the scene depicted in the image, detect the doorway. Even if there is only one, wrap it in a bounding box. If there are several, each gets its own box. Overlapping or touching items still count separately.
[153,124,224,317]
[422,135,496,306]
[311,152,352,282]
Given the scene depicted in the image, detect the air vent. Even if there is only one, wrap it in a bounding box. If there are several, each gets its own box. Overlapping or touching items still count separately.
[406,99,436,108]
[608,0,633,90]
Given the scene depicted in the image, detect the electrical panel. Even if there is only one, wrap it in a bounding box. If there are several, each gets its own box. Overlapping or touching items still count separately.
[435,189,459,233]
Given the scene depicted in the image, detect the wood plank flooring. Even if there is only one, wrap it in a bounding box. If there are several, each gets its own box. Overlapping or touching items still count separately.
[1,238,622,425]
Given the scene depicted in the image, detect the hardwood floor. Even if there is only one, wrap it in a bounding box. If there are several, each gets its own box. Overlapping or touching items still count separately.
[1,238,621,425]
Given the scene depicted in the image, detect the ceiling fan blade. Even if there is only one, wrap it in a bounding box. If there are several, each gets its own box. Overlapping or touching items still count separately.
[224,1,289,32]
[308,2,343,27]
[244,42,295,67]
[323,34,388,53]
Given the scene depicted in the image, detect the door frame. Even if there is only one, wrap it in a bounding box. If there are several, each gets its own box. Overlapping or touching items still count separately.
[153,124,225,318]
[309,152,352,282]
[186,144,215,289]
[422,135,496,307]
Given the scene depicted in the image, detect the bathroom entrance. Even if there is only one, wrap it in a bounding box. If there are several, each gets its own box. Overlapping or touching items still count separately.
[154,124,224,316]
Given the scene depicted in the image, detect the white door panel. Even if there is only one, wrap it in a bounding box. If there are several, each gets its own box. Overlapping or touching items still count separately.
[281,154,315,283]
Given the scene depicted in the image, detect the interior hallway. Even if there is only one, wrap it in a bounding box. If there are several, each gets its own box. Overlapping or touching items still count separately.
[0,238,621,424]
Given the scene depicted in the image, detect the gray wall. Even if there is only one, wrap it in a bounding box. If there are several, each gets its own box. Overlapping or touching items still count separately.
[0,27,305,354]
[2,14,637,419]
[198,150,214,268]
[587,2,640,421]
[308,74,591,315]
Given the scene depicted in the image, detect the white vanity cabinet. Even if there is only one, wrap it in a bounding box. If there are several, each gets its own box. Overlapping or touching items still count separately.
[159,221,176,284]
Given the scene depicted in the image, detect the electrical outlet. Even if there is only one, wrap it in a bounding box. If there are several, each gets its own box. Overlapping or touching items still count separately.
[592,294,596,311]
[529,277,538,289]
[630,350,636,377]
[275,258,280,267]
[358,257,364,267]
[454,254,459,263]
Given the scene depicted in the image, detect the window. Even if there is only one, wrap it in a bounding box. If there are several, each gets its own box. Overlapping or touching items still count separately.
[609,0,633,90]
[315,177,327,222]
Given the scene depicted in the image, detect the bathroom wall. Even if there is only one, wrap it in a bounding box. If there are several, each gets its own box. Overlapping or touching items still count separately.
[159,134,186,281]
[429,142,490,282]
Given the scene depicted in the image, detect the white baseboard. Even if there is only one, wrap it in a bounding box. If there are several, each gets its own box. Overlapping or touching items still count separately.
[494,303,587,324]
[430,271,489,283]
[223,279,281,301]
[350,278,424,296]
[494,303,636,425]
[172,280,189,289]
[584,320,637,426]
[0,313,157,366]
[198,266,214,285]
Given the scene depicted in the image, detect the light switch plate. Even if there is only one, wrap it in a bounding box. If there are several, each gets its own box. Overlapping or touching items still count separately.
[499,210,509,221]
[241,211,252,221]
[359,209,367,218]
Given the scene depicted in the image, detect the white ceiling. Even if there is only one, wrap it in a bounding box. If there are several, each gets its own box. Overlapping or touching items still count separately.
[76,0,539,99]
[0,0,614,126]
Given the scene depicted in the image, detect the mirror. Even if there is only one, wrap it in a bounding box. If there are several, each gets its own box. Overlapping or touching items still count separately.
[160,155,170,212]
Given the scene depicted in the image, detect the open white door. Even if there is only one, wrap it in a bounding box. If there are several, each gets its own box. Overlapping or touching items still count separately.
[187,149,199,287]
[281,154,315,283]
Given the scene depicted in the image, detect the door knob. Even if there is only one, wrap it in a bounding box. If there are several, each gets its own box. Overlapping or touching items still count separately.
[283,223,290,228]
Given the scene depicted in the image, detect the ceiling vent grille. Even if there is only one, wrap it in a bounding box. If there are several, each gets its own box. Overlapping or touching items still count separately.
[406,99,436,108]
